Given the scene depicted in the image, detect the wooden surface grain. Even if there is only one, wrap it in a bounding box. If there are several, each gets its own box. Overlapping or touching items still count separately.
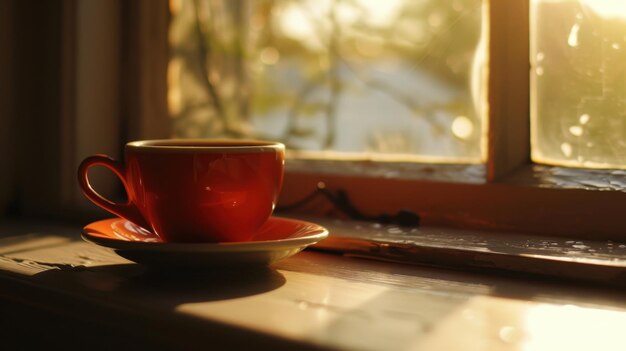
[1,220,626,350]
[310,217,626,287]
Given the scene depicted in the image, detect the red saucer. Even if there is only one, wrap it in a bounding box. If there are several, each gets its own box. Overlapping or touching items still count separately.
[82,217,328,267]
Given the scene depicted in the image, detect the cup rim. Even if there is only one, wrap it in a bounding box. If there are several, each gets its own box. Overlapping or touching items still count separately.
[126,139,285,153]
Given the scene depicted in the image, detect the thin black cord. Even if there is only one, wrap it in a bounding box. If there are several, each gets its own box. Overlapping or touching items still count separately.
[277,182,420,227]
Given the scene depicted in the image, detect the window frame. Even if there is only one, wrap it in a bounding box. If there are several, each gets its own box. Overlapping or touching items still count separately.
[0,0,170,221]
[10,0,622,241]
[277,0,626,241]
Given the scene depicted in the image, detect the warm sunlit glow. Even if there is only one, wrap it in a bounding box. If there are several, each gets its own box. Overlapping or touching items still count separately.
[540,0,626,18]
[524,304,626,351]
[278,4,317,43]
[277,0,404,50]
[169,0,182,15]
[167,58,182,116]
[351,0,404,26]
[580,0,626,18]
[169,0,485,162]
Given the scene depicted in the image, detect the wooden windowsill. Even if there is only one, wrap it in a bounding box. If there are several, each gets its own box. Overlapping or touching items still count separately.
[502,164,626,192]
[287,158,626,192]
[2,217,626,349]
[286,159,486,184]
[279,162,626,241]
[302,216,626,288]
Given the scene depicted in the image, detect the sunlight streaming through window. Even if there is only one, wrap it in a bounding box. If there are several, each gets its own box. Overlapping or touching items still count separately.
[169,0,486,162]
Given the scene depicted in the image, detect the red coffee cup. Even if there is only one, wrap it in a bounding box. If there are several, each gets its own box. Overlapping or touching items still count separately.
[78,139,285,243]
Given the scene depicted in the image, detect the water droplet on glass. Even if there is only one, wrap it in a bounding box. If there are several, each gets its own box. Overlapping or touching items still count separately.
[536,52,545,61]
[569,125,583,136]
[579,113,590,124]
[561,142,573,157]
[536,67,544,76]
[387,227,404,234]
[568,23,580,47]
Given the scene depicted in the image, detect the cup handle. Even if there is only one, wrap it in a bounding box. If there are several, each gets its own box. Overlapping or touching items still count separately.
[77,155,149,229]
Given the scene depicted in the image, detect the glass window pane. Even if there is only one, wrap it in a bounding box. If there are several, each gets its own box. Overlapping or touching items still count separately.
[531,0,626,169]
[169,0,486,163]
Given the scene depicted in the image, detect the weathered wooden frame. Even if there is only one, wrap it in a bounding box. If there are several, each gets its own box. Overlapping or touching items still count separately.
[12,0,622,240]
[278,0,626,240]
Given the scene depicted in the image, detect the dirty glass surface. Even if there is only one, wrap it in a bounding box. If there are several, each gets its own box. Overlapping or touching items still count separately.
[532,0,626,169]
